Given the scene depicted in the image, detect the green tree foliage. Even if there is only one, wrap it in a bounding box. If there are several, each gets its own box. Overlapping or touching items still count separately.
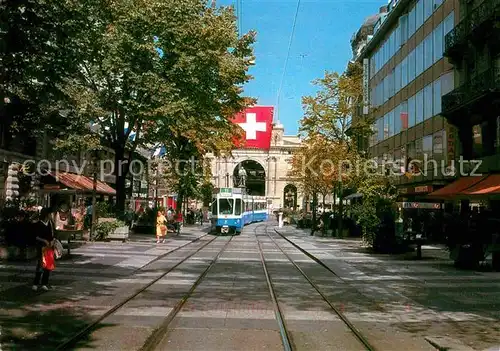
[49,0,255,212]
[0,0,90,132]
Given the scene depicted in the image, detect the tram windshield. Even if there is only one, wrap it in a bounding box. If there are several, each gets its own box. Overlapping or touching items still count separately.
[218,198,234,215]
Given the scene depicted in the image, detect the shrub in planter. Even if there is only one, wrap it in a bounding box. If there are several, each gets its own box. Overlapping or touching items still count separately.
[93,220,126,241]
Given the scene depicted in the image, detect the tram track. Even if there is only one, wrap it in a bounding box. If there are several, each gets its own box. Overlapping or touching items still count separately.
[265,227,377,351]
[55,234,223,350]
[269,226,476,351]
[254,224,293,351]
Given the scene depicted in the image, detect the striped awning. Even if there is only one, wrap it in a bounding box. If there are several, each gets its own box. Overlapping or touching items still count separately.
[45,172,116,195]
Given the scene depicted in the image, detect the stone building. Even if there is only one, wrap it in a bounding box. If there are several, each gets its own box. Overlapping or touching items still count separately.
[206,122,305,211]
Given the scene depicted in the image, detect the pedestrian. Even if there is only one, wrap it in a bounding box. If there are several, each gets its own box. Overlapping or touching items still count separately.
[156,209,167,243]
[174,211,183,235]
[32,208,55,291]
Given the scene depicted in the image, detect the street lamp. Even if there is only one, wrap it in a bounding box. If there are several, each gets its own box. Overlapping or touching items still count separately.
[225,172,229,187]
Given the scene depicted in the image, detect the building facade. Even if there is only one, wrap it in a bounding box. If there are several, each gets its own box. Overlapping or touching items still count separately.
[358,0,460,198]
[206,122,304,211]
[441,0,500,173]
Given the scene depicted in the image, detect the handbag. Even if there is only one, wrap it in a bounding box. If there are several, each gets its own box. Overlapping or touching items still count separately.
[53,239,63,259]
[160,224,167,235]
[42,247,56,271]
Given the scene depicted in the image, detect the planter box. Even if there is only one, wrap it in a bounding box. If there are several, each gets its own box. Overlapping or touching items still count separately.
[109,226,129,240]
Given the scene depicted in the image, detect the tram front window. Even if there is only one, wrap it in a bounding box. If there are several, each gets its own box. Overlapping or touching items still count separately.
[218,199,233,215]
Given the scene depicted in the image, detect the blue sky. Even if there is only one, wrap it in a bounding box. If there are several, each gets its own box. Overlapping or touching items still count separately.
[218,0,383,135]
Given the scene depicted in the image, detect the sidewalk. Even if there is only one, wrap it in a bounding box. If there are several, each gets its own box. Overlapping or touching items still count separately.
[0,226,209,349]
[280,225,452,261]
[274,224,500,351]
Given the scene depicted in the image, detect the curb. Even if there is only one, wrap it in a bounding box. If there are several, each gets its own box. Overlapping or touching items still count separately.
[425,336,476,351]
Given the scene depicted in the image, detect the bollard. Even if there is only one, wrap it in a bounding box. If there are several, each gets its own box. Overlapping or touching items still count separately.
[278,212,284,228]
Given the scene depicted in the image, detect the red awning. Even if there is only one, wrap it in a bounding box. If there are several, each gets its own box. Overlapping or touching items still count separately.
[459,174,500,196]
[427,176,487,198]
[49,172,116,195]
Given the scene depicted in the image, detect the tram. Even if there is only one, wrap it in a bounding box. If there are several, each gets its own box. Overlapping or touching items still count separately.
[210,187,269,234]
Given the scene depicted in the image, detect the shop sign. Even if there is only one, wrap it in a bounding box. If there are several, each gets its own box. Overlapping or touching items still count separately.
[414,185,433,193]
[43,184,60,190]
[363,58,369,115]
[445,124,456,168]
[397,188,409,194]
[399,202,443,209]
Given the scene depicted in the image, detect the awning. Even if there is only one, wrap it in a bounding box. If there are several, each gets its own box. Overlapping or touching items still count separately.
[459,174,500,196]
[427,176,487,198]
[45,172,116,196]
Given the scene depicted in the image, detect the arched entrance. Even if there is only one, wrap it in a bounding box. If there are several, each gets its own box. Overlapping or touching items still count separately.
[233,160,266,196]
[283,184,297,210]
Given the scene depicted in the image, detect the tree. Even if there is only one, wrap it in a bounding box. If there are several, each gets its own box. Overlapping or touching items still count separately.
[0,0,92,132]
[350,171,397,251]
[55,0,255,213]
[288,134,353,235]
[298,62,365,235]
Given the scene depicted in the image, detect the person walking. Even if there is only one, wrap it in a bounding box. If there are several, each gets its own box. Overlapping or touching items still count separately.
[32,208,55,291]
[156,209,167,243]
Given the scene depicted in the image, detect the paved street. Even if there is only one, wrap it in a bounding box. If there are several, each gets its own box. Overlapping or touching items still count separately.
[1,222,499,350]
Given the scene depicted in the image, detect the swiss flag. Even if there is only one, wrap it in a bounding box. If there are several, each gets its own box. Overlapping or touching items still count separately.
[231,106,274,150]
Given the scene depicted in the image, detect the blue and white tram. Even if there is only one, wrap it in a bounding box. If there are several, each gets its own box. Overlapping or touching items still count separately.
[210,188,269,235]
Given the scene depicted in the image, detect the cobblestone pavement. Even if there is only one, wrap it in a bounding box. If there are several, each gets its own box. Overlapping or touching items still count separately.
[1,222,499,350]
[276,225,500,351]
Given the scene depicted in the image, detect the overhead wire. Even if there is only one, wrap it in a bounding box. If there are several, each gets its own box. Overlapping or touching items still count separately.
[275,0,301,123]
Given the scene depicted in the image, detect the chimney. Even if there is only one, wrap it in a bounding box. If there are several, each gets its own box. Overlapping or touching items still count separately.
[379,5,388,13]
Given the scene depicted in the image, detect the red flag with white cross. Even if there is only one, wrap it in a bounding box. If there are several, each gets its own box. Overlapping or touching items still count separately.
[232,106,274,150]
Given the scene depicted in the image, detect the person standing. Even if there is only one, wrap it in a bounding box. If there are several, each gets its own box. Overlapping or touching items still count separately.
[156,210,167,243]
[32,208,55,291]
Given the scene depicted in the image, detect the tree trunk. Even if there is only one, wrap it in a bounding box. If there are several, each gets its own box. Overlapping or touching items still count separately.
[114,146,129,215]
[311,192,318,236]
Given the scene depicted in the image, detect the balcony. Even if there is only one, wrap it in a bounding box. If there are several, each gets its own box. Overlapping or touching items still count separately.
[444,0,500,59]
[442,67,500,116]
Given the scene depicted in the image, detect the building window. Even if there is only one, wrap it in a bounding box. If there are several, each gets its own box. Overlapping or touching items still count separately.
[408,6,416,37]
[395,63,401,92]
[408,49,416,82]
[433,78,441,115]
[424,0,433,22]
[400,100,408,131]
[408,95,416,128]
[424,84,433,120]
[400,14,408,44]
[416,89,424,124]
[424,34,433,70]
[416,0,424,30]
[433,22,443,63]
[401,56,408,87]
[370,123,377,146]
[389,109,395,137]
[416,42,424,77]
[384,113,389,139]
[377,118,384,141]
[444,12,454,36]
[434,0,443,9]
[441,71,454,95]
[394,104,402,134]
[423,135,433,159]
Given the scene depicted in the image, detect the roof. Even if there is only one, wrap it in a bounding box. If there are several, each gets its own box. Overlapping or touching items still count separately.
[358,0,412,60]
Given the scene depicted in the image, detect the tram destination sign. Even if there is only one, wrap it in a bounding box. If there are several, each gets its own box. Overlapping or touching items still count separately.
[219,188,232,197]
